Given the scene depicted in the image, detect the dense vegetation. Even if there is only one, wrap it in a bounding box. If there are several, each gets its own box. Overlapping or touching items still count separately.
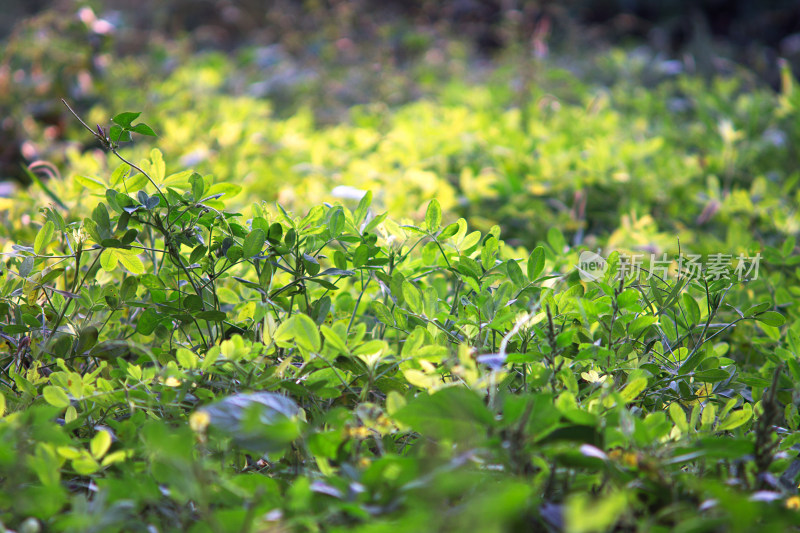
[3,4,800,532]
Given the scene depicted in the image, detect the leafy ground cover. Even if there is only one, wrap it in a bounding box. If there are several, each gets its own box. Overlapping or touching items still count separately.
[3,4,800,533]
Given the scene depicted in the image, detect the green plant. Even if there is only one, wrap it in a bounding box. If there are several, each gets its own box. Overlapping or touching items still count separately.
[0,102,799,531]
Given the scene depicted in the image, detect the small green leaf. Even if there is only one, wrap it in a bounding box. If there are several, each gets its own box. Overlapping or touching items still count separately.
[693,368,730,382]
[506,259,525,287]
[425,199,441,233]
[112,112,141,128]
[131,123,157,137]
[176,347,198,369]
[72,455,100,475]
[527,246,546,280]
[196,310,228,321]
[329,207,344,238]
[402,281,423,314]
[110,163,131,186]
[321,325,349,354]
[619,377,647,403]
[754,311,785,327]
[42,386,70,408]
[226,245,244,263]
[393,387,495,442]
[243,229,266,259]
[34,221,55,255]
[75,175,107,191]
[115,249,145,275]
[629,316,658,336]
[100,249,118,271]
[717,404,752,431]
[681,293,701,324]
[371,301,395,326]
[354,190,373,225]
[481,236,498,268]
[353,244,370,268]
[275,314,321,353]
[189,173,205,201]
[136,309,161,335]
[90,430,112,459]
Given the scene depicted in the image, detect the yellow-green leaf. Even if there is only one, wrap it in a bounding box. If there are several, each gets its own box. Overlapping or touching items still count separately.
[402,280,423,314]
[425,199,441,233]
[34,221,55,255]
[42,385,70,408]
[101,450,130,467]
[72,454,100,475]
[717,404,752,431]
[669,402,688,433]
[90,430,112,459]
[100,248,118,271]
[619,377,647,403]
[116,250,145,275]
[75,175,106,191]
[701,403,716,431]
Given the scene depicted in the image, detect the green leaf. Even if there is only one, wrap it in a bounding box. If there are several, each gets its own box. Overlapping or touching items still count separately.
[481,236,498,268]
[72,455,100,476]
[42,386,70,408]
[275,314,321,353]
[354,190,373,225]
[100,249,118,271]
[629,315,658,336]
[619,377,647,403]
[506,259,525,287]
[565,492,628,533]
[110,163,131,186]
[176,347,198,369]
[744,302,770,316]
[527,246,546,280]
[402,281,423,314]
[76,326,99,354]
[457,255,482,280]
[34,221,55,255]
[136,308,161,335]
[196,310,227,321]
[617,289,640,310]
[90,430,112,459]
[425,199,441,233]
[693,368,730,382]
[329,207,344,238]
[754,311,785,327]
[112,112,141,128]
[681,293,701,324]
[226,245,244,263]
[437,223,458,241]
[717,404,753,431]
[75,175,106,191]
[321,325,348,354]
[371,301,395,326]
[243,229,266,259]
[130,123,157,137]
[353,244,369,268]
[189,172,205,201]
[118,251,145,275]
[393,387,495,442]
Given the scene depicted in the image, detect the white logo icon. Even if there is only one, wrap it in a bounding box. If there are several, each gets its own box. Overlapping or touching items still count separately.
[577,251,607,282]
